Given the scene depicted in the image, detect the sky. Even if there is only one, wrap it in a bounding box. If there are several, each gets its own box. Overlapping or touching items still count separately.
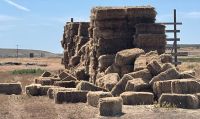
[0,0,200,53]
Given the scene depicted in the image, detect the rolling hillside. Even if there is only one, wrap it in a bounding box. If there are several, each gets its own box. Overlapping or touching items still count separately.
[0,48,61,58]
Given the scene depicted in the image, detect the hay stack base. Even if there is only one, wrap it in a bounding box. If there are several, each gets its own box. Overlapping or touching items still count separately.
[47,87,76,99]
[87,91,112,107]
[0,83,22,95]
[99,97,123,116]
[159,93,199,109]
[54,90,89,104]
[25,84,41,96]
[120,92,154,105]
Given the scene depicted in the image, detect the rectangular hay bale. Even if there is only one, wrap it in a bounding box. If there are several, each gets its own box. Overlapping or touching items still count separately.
[0,83,22,95]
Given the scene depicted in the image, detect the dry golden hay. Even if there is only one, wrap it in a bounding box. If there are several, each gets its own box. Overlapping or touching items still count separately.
[159,93,199,109]
[94,19,127,30]
[99,97,123,116]
[135,23,165,34]
[25,84,41,96]
[159,54,172,63]
[195,93,200,108]
[41,71,51,77]
[120,65,134,77]
[54,90,89,104]
[179,72,196,79]
[47,87,76,99]
[115,48,145,66]
[128,69,153,81]
[98,54,115,71]
[141,46,166,55]
[120,92,154,105]
[38,86,60,96]
[161,63,175,72]
[59,71,77,81]
[87,91,112,107]
[105,63,121,76]
[134,54,147,72]
[125,78,151,92]
[76,81,108,92]
[0,83,22,95]
[111,74,134,97]
[147,60,162,76]
[50,78,61,85]
[103,73,120,91]
[35,77,52,85]
[54,81,77,88]
[153,79,179,98]
[145,50,161,64]
[134,34,166,47]
[182,70,195,77]
[171,79,200,94]
[149,68,180,86]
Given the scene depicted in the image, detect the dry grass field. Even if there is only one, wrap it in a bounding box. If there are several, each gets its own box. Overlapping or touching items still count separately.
[0,51,200,119]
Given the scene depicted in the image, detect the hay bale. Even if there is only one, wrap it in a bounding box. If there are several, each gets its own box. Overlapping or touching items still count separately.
[161,63,175,72]
[76,81,108,91]
[41,71,51,77]
[78,22,90,37]
[0,83,22,95]
[125,78,151,92]
[96,77,105,88]
[115,48,145,66]
[36,77,52,85]
[134,54,147,71]
[47,87,76,99]
[54,90,89,104]
[94,19,127,29]
[54,81,77,88]
[50,78,61,85]
[59,71,77,81]
[120,92,154,105]
[159,54,172,63]
[98,54,115,71]
[142,46,165,55]
[38,86,60,96]
[135,23,165,34]
[134,34,166,47]
[111,74,134,96]
[195,93,200,108]
[99,97,123,116]
[153,80,178,98]
[87,91,112,107]
[96,72,105,80]
[120,65,134,77]
[146,60,162,76]
[145,50,161,64]
[75,67,87,81]
[128,69,152,80]
[149,68,180,86]
[25,84,41,96]
[70,55,81,66]
[179,73,196,79]
[171,79,200,94]
[159,93,199,109]
[182,70,195,77]
[104,73,120,91]
[105,63,121,76]
[91,7,127,20]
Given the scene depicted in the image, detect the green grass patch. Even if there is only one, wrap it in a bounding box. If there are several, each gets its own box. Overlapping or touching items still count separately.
[11,68,46,74]
[173,58,200,62]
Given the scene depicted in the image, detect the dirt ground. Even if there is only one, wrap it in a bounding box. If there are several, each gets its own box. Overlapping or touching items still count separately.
[1,55,200,119]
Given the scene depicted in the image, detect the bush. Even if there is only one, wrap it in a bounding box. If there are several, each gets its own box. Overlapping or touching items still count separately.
[11,68,46,74]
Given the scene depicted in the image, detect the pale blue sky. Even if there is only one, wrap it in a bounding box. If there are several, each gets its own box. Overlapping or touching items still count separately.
[0,0,200,53]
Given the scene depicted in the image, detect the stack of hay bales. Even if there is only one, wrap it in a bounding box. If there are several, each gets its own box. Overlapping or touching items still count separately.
[61,22,90,69]
[134,23,166,54]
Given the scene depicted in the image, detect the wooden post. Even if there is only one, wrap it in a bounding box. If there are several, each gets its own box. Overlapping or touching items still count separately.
[71,18,73,23]
[174,9,178,67]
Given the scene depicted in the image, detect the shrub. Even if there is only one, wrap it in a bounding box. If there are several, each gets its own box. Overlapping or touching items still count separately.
[11,68,46,74]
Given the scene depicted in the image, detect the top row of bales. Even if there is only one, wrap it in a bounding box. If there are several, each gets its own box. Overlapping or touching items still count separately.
[88,6,163,58]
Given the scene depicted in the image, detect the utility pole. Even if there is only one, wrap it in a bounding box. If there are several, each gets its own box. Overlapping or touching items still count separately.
[16,45,18,58]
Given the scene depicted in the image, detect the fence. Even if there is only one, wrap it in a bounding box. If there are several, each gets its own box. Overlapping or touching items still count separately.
[157,9,187,67]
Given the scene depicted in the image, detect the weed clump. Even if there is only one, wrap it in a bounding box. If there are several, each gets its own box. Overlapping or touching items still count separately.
[11,68,46,74]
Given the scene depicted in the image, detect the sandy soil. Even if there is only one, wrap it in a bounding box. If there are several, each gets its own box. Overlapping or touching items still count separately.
[0,56,200,119]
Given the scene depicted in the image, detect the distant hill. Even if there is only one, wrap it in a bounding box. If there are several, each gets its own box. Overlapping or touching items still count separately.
[0,48,61,58]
